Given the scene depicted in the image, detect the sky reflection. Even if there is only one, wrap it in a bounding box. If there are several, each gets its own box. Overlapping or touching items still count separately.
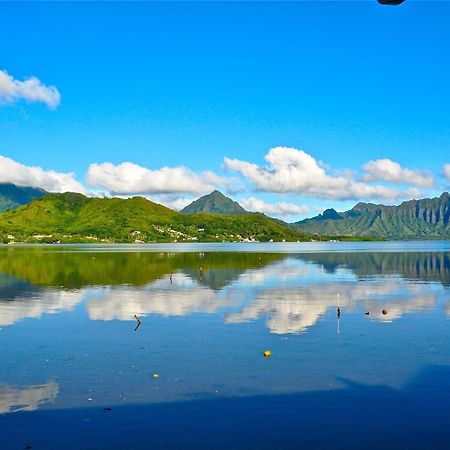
[0,246,449,416]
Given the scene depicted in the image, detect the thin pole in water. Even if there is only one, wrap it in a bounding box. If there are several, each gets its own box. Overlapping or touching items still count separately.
[336,294,341,334]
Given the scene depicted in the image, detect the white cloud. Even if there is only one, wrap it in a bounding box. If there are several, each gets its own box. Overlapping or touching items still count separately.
[0,70,60,109]
[148,194,195,211]
[223,147,421,202]
[362,159,434,187]
[0,155,88,194]
[443,164,450,182]
[86,161,226,195]
[240,196,310,218]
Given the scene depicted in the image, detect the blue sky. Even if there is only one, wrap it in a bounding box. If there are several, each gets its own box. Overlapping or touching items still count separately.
[1,1,450,220]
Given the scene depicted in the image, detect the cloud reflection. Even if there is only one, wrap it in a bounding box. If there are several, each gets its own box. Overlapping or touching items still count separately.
[0,381,59,414]
[0,289,86,326]
[225,280,438,333]
[87,274,234,320]
[0,257,446,334]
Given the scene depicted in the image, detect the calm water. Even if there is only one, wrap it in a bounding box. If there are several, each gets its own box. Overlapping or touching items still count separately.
[0,243,449,449]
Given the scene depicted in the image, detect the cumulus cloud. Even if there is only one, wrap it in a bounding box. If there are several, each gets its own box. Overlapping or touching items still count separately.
[443,164,450,182]
[86,161,227,195]
[147,194,195,211]
[0,155,88,194]
[240,196,310,218]
[0,70,60,108]
[223,147,421,202]
[362,159,434,187]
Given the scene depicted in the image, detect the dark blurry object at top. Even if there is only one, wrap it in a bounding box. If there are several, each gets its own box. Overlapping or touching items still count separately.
[378,0,406,5]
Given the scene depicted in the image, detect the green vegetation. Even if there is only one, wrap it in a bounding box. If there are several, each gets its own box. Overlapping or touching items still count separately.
[293,193,450,240]
[0,248,285,289]
[0,183,46,212]
[181,190,247,215]
[0,192,311,243]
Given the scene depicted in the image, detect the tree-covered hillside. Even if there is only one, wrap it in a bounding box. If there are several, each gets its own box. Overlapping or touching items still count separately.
[0,192,311,243]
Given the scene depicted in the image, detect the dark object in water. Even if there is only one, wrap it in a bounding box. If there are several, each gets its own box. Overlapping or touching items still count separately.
[337,307,341,318]
[134,314,142,331]
[365,312,370,316]
[382,309,388,315]
[103,407,112,413]
[378,0,406,5]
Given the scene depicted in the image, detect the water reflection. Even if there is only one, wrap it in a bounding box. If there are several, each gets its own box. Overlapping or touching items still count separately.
[0,249,448,332]
[225,281,438,333]
[0,380,59,414]
[87,274,234,320]
[0,286,85,326]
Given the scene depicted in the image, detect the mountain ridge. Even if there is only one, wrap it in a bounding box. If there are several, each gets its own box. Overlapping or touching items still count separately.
[294,192,450,239]
[0,183,47,212]
[0,192,310,243]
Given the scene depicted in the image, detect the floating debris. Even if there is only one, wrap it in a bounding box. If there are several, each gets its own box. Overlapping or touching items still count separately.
[382,309,388,316]
[263,350,271,358]
[134,314,142,331]
[152,373,159,379]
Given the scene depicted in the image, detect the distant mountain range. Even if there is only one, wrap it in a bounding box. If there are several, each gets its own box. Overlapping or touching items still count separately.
[293,193,450,239]
[1,182,449,242]
[181,190,247,215]
[0,191,310,243]
[0,183,46,212]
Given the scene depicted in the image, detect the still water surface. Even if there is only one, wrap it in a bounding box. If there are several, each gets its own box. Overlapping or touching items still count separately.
[0,243,449,449]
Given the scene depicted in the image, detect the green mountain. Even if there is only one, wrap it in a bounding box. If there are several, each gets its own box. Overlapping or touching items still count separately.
[181,190,247,215]
[293,193,450,239]
[0,192,311,243]
[0,183,47,212]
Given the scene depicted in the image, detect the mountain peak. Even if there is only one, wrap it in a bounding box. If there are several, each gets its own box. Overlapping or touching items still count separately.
[321,208,343,220]
[181,191,247,215]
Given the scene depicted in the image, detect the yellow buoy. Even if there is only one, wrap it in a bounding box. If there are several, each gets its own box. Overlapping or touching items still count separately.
[152,373,159,379]
[263,350,271,358]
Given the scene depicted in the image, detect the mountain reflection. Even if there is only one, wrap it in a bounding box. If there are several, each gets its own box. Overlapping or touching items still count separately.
[300,252,450,286]
[0,381,59,414]
[0,249,283,289]
[0,249,448,332]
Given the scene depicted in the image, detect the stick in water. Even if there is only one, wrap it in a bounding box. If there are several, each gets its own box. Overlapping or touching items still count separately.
[134,314,142,332]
